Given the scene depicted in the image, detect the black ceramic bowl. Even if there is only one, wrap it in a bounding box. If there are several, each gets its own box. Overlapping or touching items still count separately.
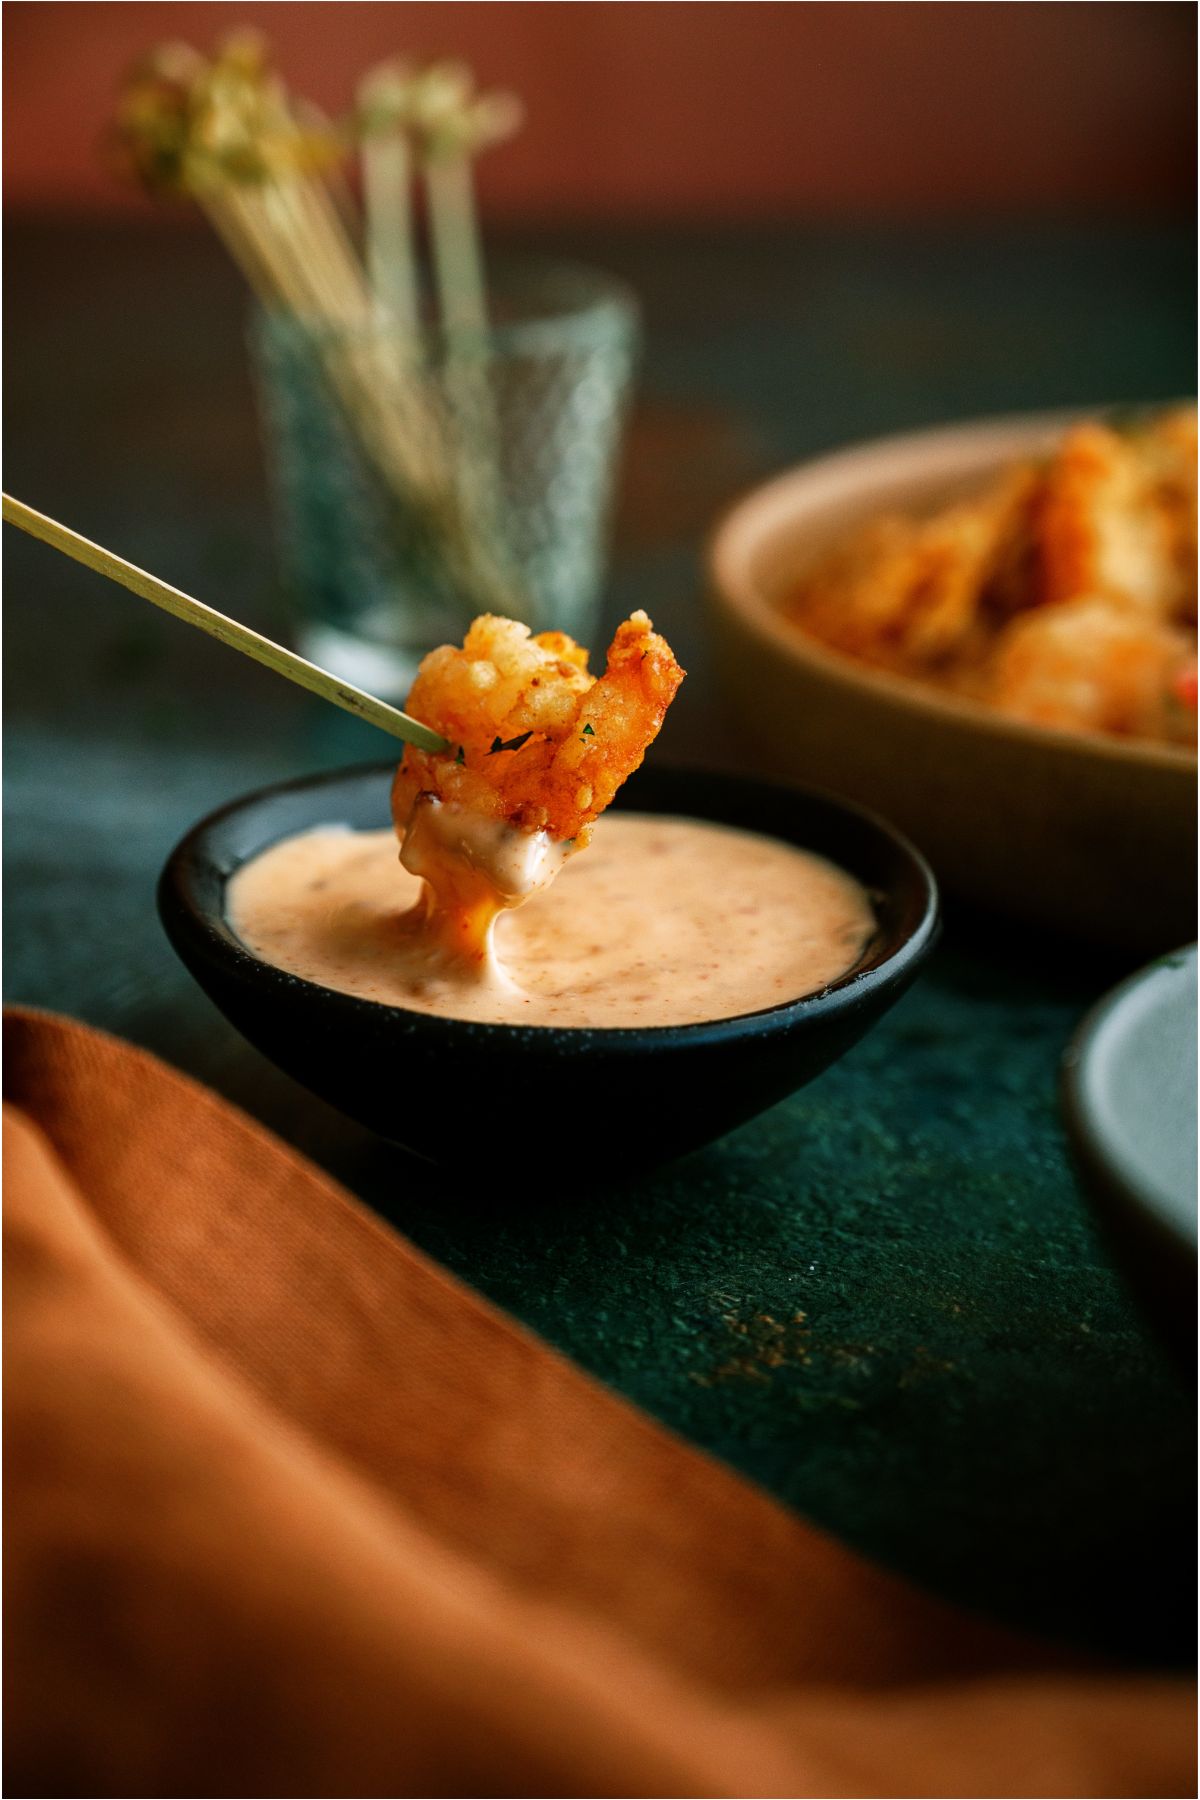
[159,764,939,1173]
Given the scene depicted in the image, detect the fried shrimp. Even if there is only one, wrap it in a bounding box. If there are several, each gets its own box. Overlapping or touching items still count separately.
[1037,419,1186,615]
[389,611,684,967]
[792,470,1036,674]
[989,596,1193,738]
[392,610,684,844]
[782,406,1198,747]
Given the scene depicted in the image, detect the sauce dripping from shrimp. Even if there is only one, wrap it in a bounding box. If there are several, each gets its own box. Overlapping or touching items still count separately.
[397,793,572,975]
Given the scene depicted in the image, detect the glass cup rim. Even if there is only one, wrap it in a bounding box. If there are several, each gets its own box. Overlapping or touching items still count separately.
[250,253,639,360]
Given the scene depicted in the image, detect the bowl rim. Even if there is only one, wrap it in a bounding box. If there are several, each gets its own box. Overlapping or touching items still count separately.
[708,405,1197,776]
[1060,943,1198,1260]
[158,761,940,1052]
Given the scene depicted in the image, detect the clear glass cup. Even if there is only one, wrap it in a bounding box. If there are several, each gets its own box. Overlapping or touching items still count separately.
[250,258,639,696]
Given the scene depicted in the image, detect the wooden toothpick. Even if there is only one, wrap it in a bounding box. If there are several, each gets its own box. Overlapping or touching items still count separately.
[2,494,450,753]
[415,70,522,338]
[357,60,423,340]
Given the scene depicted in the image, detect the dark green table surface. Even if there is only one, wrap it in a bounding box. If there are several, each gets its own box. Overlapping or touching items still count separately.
[4,216,1195,1664]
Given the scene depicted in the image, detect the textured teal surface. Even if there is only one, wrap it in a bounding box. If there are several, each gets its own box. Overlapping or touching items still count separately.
[4,219,1194,1664]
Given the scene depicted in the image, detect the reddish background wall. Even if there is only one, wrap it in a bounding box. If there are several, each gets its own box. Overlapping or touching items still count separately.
[4,1,1195,220]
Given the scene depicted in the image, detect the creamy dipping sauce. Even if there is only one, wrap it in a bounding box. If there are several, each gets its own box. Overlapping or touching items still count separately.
[227,813,875,1029]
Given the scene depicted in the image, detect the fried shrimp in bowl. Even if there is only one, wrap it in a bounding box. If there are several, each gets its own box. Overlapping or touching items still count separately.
[780,407,1198,746]
[391,611,684,962]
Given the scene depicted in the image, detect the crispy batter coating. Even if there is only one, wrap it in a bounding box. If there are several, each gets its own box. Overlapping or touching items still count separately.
[392,611,685,842]
[1037,419,1187,616]
[792,469,1037,673]
[783,408,1198,745]
[989,597,1192,739]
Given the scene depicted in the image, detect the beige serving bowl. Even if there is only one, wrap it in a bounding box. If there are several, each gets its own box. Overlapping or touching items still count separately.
[709,410,1197,950]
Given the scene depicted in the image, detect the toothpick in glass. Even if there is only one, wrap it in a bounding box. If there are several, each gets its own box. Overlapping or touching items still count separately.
[412,64,522,340]
[113,36,514,620]
[409,66,524,610]
[356,58,423,344]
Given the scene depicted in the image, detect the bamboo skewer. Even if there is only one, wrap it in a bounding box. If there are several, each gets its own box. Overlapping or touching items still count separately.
[358,62,423,342]
[364,131,421,336]
[425,154,488,337]
[1,494,450,753]
[414,74,525,610]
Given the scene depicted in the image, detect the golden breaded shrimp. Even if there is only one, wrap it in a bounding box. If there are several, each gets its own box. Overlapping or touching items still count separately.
[1038,421,1180,616]
[989,596,1191,738]
[392,610,684,844]
[389,611,684,966]
[1140,407,1198,625]
[786,471,1036,676]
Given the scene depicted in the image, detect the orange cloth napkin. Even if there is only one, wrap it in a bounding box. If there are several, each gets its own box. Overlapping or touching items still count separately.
[4,1006,1193,1799]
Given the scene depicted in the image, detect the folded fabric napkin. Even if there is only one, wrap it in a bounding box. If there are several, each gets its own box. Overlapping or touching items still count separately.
[4,1007,1193,1799]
